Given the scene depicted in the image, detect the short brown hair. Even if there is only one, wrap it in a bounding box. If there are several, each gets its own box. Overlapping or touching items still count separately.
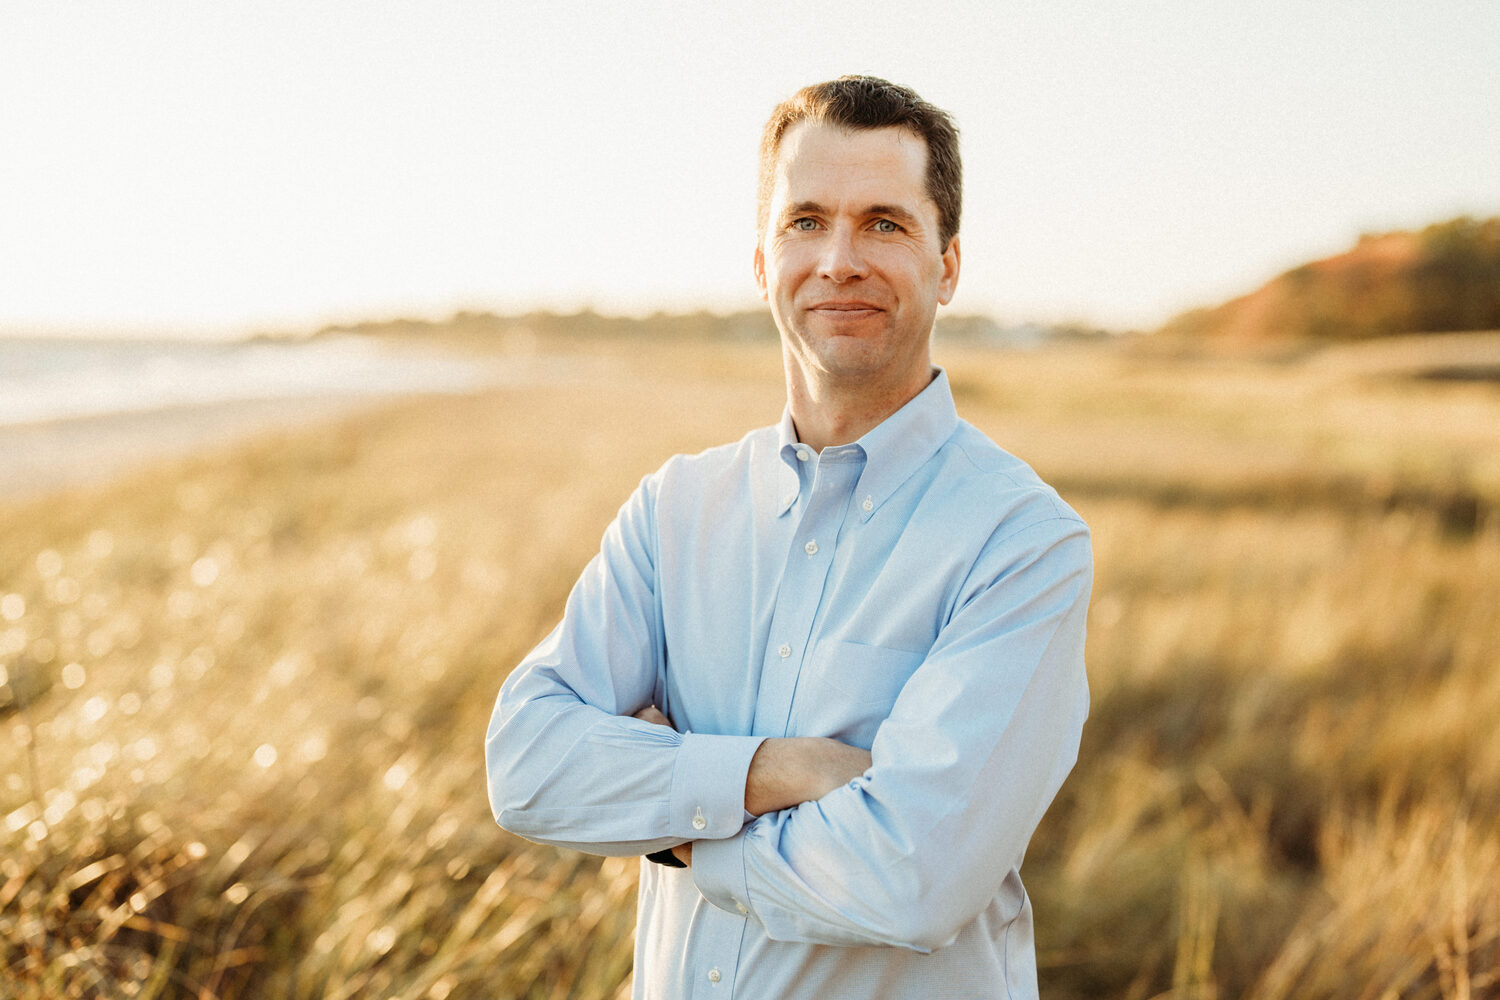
[757,75,962,251]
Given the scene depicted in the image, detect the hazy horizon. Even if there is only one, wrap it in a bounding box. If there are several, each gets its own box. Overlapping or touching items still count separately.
[5,1,1498,340]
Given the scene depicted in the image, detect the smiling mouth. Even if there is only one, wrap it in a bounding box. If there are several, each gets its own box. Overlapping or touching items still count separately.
[810,302,883,315]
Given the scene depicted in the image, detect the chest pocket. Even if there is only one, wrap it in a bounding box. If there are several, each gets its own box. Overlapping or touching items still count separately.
[794,639,926,749]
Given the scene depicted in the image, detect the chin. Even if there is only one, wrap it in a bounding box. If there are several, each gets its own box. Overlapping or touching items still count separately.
[814,345,898,378]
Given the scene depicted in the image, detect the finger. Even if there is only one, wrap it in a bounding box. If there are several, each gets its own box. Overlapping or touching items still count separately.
[634,705,671,727]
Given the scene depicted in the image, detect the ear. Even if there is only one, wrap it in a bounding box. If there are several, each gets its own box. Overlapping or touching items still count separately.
[753,243,768,300]
[936,236,961,306]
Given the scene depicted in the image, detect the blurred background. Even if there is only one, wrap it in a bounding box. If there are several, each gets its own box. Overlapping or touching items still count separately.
[4,0,1499,335]
[2,2,1498,997]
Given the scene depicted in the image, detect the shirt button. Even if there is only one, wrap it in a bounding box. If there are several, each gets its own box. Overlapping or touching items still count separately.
[778,644,791,658]
[795,447,810,461]
[708,967,722,983]
[736,900,749,914]
[804,539,818,555]
[862,496,874,512]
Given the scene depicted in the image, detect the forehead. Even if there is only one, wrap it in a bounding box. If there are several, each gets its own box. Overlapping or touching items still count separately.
[769,122,931,210]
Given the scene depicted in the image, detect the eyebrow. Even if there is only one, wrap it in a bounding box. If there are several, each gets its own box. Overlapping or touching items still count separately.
[780,201,923,227]
[864,204,921,226]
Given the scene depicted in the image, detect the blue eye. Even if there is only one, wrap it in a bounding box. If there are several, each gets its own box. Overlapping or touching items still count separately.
[793,218,819,231]
[874,219,900,233]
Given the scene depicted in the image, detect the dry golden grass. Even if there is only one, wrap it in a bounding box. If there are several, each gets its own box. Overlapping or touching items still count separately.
[2,330,1497,998]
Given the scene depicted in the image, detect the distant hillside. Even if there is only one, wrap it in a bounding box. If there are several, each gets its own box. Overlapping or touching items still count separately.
[1161,216,1500,343]
[316,308,777,343]
[315,308,1089,347]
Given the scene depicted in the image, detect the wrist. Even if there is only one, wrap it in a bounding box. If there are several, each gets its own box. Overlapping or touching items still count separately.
[744,736,872,815]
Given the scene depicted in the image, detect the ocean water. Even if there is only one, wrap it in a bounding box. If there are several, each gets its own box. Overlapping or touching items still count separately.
[0,335,487,428]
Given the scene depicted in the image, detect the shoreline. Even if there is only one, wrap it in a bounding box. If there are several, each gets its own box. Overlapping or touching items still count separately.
[0,393,413,503]
[0,330,531,506]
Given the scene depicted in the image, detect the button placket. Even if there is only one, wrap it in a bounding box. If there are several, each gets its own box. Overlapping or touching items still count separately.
[688,903,745,997]
[753,456,863,738]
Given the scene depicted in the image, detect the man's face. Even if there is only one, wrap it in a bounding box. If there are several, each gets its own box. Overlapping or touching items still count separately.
[755,121,960,393]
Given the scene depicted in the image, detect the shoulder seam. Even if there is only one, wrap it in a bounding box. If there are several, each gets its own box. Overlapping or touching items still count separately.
[945,433,1079,524]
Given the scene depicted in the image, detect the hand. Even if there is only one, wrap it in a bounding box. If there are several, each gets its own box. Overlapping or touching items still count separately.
[634,704,672,729]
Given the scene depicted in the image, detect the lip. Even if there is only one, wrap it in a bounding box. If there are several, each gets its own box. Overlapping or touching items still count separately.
[808,301,883,314]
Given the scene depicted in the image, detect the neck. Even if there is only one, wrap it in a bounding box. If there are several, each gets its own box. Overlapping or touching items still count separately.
[784,357,935,452]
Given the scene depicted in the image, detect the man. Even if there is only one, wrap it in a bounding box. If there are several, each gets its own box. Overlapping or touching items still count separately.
[486,75,1090,998]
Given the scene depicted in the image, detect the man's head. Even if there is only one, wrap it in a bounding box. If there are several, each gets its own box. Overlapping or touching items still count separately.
[754,78,963,439]
[757,76,962,253]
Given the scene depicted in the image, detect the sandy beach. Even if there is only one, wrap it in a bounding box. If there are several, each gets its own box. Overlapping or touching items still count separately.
[0,330,514,503]
[0,393,421,502]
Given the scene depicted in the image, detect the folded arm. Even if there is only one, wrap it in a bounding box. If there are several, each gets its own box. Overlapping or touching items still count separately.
[484,476,764,856]
[691,519,1093,952]
[634,704,873,866]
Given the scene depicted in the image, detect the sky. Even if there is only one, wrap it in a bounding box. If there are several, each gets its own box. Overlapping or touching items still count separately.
[3,0,1498,338]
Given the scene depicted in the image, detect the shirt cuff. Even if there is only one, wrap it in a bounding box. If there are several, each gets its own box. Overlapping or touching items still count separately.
[692,822,752,918]
[669,732,764,841]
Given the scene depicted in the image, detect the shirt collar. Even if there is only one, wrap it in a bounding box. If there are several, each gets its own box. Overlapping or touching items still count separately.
[772,367,959,520]
[774,411,805,516]
[850,367,959,520]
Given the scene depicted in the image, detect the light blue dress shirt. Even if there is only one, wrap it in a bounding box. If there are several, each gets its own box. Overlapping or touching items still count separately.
[486,369,1091,999]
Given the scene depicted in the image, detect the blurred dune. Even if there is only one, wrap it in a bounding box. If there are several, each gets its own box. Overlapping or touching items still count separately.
[1160,216,1500,347]
[2,326,1498,997]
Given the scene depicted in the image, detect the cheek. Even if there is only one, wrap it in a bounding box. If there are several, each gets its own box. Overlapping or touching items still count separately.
[910,252,948,292]
[874,243,931,275]
[768,251,813,291]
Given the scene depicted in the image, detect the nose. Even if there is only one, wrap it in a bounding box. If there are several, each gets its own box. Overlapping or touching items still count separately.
[818,225,867,283]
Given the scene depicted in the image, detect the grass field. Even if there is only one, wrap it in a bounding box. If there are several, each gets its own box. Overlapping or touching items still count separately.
[3,329,1498,998]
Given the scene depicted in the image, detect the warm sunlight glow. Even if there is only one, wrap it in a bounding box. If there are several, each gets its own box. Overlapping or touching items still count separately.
[2,2,1498,336]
